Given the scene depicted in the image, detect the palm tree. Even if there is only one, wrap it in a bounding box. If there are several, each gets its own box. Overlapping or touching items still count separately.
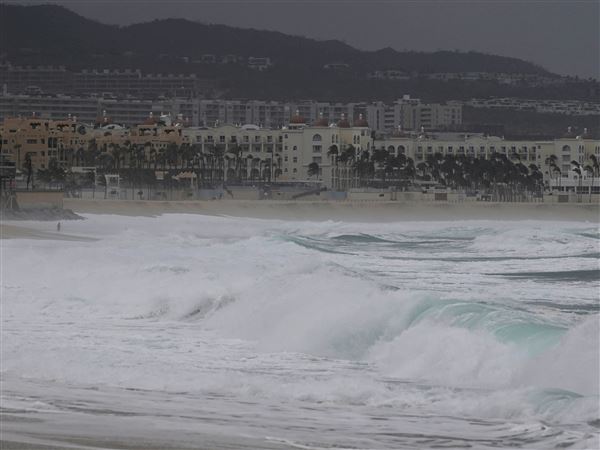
[308,162,320,180]
[226,144,243,182]
[85,139,99,167]
[75,147,85,166]
[24,152,33,189]
[585,155,599,203]
[583,164,595,203]
[109,143,122,172]
[571,160,582,202]
[165,142,178,170]
[121,140,132,169]
[372,148,389,184]
[13,143,22,171]
[545,154,558,191]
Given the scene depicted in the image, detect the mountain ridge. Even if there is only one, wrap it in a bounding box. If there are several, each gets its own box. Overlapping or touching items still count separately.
[1,3,549,76]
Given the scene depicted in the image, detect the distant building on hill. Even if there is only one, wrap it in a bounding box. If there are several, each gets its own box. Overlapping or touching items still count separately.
[366,96,462,133]
[0,63,215,98]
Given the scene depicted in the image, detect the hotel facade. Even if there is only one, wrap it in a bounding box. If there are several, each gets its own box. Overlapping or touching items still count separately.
[1,114,598,194]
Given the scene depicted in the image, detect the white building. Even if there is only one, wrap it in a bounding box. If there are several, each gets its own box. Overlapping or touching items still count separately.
[367,96,462,133]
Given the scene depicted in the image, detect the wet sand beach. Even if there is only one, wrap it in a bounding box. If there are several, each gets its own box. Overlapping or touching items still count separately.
[59,198,600,222]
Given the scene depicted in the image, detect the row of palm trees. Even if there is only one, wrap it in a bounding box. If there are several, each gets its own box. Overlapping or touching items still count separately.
[34,139,599,202]
[326,145,547,201]
[58,139,283,189]
[545,154,599,202]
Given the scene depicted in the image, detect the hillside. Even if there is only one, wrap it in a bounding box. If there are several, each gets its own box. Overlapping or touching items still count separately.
[1,4,549,74]
[1,4,596,103]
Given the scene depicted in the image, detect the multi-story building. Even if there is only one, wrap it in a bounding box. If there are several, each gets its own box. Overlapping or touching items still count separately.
[182,113,372,188]
[0,94,100,124]
[0,63,215,98]
[367,96,462,133]
[0,63,72,94]
[0,93,200,128]
[375,130,599,193]
[465,97,600,116]
[2,115,598,193]
[197,100,362,129]
[0,116,93,171]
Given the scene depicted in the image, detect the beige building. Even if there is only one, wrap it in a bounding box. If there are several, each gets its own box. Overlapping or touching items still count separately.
[2,114,598,193]
[0,116,92,171]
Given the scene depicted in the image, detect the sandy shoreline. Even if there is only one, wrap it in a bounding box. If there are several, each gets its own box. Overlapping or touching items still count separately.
[62,198,600,222]
[0,224,96,241]
[1,200,597,240]
[0,412,292,450]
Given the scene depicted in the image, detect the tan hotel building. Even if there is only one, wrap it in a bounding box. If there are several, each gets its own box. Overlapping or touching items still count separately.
[2,115,599,193]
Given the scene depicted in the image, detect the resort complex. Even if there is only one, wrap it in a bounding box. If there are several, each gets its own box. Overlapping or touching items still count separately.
[1,112,598,203]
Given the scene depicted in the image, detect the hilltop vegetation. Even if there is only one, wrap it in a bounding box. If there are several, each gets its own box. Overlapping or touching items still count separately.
[0,4,597,105]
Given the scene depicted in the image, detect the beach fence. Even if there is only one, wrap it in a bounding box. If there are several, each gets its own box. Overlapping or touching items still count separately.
[65,187,590,204]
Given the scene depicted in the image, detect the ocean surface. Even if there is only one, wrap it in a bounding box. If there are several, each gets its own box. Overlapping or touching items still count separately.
[1,214,599,449]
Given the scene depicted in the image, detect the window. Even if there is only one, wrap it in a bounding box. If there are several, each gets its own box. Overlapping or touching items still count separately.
[312,145,322,153]
[293,145,297,151]
[284,156,288,162]
[293,168,297,173]
[219,136,225,143]
[254,136,260,143]
[293,157,298,163]
[284,168,288,172]
[243,136,249,143]
[26,139,37,144]
[312,134,322,142]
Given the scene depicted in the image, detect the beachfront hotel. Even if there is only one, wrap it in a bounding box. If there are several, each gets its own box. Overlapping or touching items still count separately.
[1,113,599,195]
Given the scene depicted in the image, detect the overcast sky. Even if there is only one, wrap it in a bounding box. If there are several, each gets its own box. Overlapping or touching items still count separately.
[13,0,600,78]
